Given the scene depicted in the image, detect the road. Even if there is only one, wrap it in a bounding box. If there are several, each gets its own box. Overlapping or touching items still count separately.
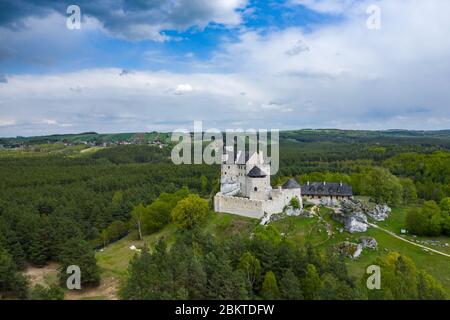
[367,222,450,258]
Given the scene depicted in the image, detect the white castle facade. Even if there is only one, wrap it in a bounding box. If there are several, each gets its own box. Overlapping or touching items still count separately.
[214,151,302,219]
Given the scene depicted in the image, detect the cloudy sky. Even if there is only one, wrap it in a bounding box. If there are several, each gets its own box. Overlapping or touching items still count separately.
[1,0,450,137]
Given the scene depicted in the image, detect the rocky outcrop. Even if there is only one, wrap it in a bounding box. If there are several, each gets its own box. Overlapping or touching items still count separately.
[260,212,272,225]
[285,206,302,217]
[332,200,368,233]
[336,241,363,259]
[336,237,378,259]
[367,204,391,221]
[320,197,340,207]
[333,200,391,233]
[340,199,365,214]
[260,205,305,225]
[359,236,378,250]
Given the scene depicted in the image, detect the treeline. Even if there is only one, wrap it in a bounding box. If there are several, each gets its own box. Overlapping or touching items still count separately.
[121,224,447,300]
[121,226,364,300]
[385,152,450,202]
[406,199,450,236]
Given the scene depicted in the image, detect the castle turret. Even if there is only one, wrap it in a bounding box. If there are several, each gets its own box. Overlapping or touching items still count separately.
[246,166,269,200]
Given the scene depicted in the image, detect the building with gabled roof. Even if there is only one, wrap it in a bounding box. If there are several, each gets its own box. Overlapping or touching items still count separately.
[301,181,353,200]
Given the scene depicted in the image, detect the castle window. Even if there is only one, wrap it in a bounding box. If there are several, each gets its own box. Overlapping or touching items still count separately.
[254,187,258,192]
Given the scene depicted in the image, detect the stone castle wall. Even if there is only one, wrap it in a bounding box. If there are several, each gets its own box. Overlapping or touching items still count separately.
[214,188,302,219]
[214,193,265,218]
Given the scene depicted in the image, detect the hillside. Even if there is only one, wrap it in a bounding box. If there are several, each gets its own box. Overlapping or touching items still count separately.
[3,129,450,147]
[92,206,450,300]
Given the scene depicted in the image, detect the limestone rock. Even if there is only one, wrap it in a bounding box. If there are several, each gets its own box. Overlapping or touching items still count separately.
[332,200,368,233]
[320,197,340,207]
[336,241,363,259]
[260,212,273,225]
[285,206,302,216]
[344,213,368,233]
[367,204,391,221]
[359,236,378,250]
[336,237,377,259]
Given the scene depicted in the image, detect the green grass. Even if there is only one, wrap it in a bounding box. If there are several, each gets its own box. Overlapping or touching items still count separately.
[369,206,450,254]
[96,212,255,282]
[341,207,450,294]
[0,143,93,158]
[206,212,258,238]
[272,215,328,246]
[270,206,450,295]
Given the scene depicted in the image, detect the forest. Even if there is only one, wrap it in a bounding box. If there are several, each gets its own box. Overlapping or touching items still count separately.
[1,129,450,299]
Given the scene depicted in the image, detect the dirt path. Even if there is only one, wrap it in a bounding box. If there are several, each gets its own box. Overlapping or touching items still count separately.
[311,205,333,237]
[23,263,120,300]
[368,222,450,258]
[307,205,333,246]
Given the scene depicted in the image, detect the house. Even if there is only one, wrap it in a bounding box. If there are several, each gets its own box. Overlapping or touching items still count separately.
[301,181,353,201]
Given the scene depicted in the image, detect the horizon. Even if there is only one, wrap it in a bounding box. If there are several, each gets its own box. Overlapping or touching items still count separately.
[3,127,450,140]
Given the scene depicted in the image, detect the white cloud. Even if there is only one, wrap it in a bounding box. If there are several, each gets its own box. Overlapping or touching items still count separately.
[40,119,58,125]
[0,118,16,126]
[174,83,194,95]
[2,0,450,136]
[205,0,450,129]
[0,0,248,42]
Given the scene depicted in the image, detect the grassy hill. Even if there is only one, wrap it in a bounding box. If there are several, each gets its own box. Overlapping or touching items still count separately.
[3,129,450,147]
[95,207,450,299]
[0,131,172,145]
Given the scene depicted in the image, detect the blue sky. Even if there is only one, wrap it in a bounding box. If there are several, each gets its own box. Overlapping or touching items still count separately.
[1,0,450,136]
[0,0,338,74]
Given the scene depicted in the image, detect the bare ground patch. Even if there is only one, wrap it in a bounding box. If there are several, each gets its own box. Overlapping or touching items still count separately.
[64,275,120,300]
[23,262,120,300]
[23,262,59,287]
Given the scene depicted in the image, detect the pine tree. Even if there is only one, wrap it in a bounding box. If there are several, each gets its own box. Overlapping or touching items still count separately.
[302,264,322,300]
[58,237,100,287]
[279,269,303,299]
[0,246,28,299]
[260,271,280,299]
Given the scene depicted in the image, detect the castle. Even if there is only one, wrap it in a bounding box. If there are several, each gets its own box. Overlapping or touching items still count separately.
[214,151,302,219]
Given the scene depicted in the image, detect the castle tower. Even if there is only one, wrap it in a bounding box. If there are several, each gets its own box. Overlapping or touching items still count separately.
[246,165,269,200]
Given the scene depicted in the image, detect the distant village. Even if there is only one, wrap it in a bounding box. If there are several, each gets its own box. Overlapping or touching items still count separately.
[0,138,167,149]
